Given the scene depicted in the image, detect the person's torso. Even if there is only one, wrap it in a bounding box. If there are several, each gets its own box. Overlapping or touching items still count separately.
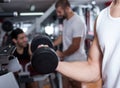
[96,6,120,88]
[63,13,87,62]
[13,44,30,67]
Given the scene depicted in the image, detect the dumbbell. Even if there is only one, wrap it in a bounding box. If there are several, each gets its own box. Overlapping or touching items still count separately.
[31,35,59,74]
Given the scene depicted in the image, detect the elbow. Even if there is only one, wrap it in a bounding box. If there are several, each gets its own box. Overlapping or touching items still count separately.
[87,71,101,83]
[92,72,101,82]
[85,71,101,83]
[87,62,101,82]
[90,66,101,82]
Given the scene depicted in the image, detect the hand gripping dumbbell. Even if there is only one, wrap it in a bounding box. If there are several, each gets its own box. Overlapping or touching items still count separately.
[31,35,59,74]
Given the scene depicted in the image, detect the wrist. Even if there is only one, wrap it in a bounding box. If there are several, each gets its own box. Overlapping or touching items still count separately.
[56,61,62,72]
[61,52,65,58]
[62,51,66,58]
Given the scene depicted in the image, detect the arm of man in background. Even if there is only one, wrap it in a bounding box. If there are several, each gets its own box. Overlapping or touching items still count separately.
[28,44,32,60]
[56,17,86,60]
[53,35,62,47]
[56,20,103,83]
[56,37,81,59]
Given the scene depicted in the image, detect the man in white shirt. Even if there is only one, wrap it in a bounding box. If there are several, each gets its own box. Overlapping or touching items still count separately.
[55,0,120,88]
[54,0,87,88]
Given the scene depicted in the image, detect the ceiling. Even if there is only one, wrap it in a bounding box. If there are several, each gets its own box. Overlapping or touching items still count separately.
[0,0,111,35]
[0,0,110,12]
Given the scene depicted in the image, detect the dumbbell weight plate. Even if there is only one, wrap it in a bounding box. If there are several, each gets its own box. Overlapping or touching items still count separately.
[31,47,58,74]
[31,35,54,53]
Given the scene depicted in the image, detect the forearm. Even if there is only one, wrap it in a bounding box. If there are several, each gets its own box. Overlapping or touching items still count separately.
[62,44,79,57]
[62,37,81,57]
[56,60,100,82]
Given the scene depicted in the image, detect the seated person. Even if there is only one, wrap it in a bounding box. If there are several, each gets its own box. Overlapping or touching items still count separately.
[11,28,39,88]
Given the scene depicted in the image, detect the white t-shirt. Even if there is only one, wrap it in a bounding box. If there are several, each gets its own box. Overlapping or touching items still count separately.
[96,6,120,88]
[63,13,87,62]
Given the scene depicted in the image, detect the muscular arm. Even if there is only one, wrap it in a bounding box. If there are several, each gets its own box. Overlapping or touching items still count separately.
[56,21,103,82]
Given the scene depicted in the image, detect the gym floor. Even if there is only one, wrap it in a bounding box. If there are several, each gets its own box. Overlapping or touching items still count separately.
[46,79,102,88]
[20,79,102,88]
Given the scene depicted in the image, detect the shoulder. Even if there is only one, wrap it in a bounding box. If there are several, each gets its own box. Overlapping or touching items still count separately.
[63,19,67,24]
[73,13,81,20]
[73,13,84,24]
[98,7,108,18]
[96,7,109,29]
[97,7,109,22]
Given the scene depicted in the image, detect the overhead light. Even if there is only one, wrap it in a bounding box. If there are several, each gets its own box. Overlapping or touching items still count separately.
[13,12,18,16]
[91,0,96,5]
[20,12,44,16]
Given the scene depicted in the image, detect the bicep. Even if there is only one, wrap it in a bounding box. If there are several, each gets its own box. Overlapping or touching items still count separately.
[72,20,86,38]
[88,36,103,63]
[88,31,103,76]
[87,17,103,78]
[72,21,85,47]
[88,17,102,63]
[57,37,103,82]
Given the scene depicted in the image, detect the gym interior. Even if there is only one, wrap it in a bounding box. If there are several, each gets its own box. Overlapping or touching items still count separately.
[0,0,112,88]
